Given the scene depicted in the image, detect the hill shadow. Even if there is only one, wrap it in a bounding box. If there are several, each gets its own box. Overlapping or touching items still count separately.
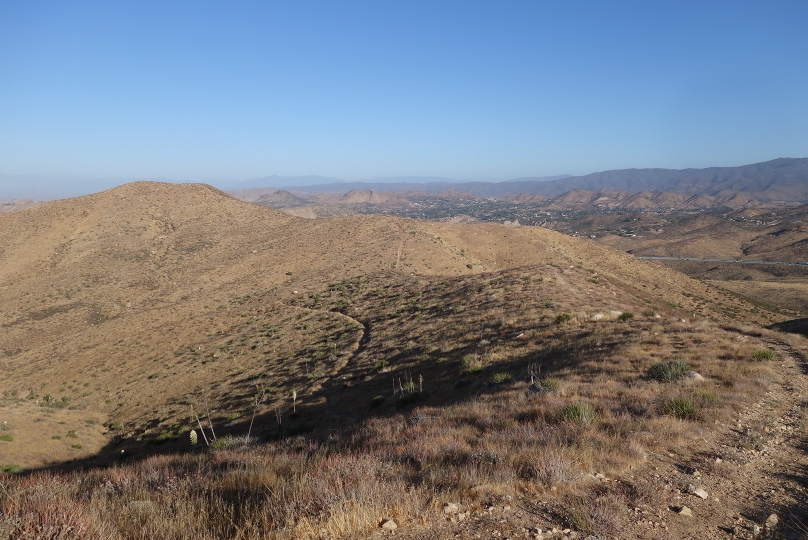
[15,263,682,473]
[25,319,628,473]
[769,318,808,339]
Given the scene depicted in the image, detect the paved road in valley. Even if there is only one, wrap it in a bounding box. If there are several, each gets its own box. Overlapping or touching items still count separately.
[636,256,808,267]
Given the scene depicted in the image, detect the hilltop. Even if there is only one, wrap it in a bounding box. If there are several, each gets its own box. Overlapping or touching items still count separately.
[1,182,806,539]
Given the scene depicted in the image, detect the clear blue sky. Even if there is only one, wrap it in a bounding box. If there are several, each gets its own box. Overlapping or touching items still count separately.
[1,1,807,187]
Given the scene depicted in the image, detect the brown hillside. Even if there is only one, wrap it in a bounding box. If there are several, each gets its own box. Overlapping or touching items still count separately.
[2,182,807,540]
[0,181,778,464]
[254,189,311,208]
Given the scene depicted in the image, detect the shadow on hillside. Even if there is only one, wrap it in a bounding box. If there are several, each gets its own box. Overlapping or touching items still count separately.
[25,317,624,474]
[769,318,808,339]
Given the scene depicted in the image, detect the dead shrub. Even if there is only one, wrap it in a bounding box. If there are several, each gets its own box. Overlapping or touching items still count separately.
[517,449,580,487]
[563,490,626,537]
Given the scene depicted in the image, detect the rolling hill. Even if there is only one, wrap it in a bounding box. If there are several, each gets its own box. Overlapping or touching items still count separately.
[1,181,806,539]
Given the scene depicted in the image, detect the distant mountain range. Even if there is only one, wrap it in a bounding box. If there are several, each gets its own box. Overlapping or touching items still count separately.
[4,158,808,203]
[519,158,808,202]
[275,159,808,202]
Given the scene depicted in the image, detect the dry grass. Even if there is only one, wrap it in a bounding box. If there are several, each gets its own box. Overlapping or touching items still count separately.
[0,182,799,538]
[0,265,787,538]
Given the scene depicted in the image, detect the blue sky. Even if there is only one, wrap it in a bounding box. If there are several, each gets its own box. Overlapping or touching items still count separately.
[1,1,807,190]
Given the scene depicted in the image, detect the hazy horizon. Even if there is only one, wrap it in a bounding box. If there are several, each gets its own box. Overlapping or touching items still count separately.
[4,157,808,200]
[2,2,807,195]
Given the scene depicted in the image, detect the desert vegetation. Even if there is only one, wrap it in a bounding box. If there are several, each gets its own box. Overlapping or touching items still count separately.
[1,272,797,538]
[1,182,806,539]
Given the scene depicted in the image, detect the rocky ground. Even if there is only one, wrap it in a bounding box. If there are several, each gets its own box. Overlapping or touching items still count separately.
[368,332,808,540]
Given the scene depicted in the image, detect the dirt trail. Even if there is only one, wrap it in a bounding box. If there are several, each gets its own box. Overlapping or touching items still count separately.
[616,333,808,540]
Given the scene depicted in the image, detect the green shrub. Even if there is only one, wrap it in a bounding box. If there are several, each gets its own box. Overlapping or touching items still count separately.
[211,436,238,450]
[540,379,559,390]
[51,435,62,440]
[665,397,698,420]
[0,464,23,474]
[71,444,83,450]
[618,312,634,321]
[560,402,598,425]
[752,349,776,361]
[461,354,483,373]
[106,421,123,431]
[0,434,13,442]
[491,372,511,384]
[647,359,690,382]
[155,430,175,442]
[555,313,573,324]
[696,392,717,406]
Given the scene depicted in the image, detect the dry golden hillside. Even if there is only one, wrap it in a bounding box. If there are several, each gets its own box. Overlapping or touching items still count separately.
[0,182,783,459]
[1,182,806,540]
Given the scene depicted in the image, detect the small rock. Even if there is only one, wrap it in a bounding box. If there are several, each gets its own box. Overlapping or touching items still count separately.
[715,457,722,464]
[457,512,467,522]
[380,519,397,531]
[687,484,708,499]
[679,506,693,517]
[443,502,460,514]
[765,513,778,528]
[684,370,705,382]
[753,524,761,536]
[503,505,511,511]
